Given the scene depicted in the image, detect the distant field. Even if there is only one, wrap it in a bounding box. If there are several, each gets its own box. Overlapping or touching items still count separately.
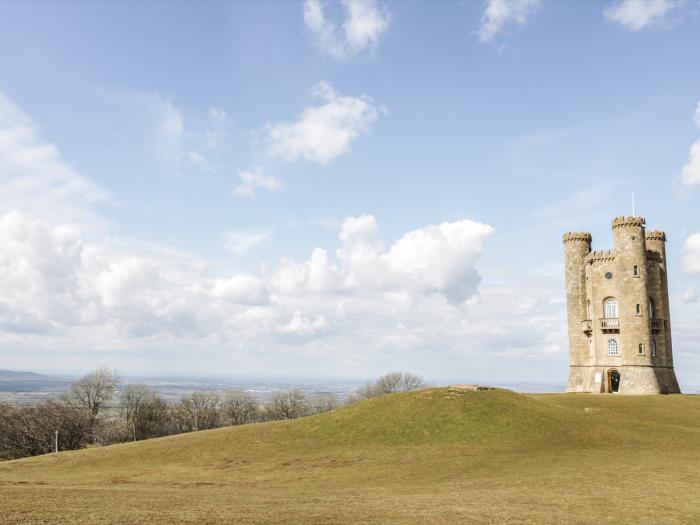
[2,388,700,524]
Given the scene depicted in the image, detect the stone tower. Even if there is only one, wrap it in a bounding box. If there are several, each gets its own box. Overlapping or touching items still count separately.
[563,216,680,394]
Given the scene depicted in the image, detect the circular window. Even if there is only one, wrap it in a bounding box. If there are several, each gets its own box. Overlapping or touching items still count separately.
[605,272,613,280]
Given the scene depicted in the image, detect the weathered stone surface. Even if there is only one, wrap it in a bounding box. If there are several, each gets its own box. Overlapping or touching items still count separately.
[563,216,681,394]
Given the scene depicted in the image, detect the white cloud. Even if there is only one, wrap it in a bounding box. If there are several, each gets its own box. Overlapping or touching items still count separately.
[151,96,185,164]
[223,229,270,257]
[681,139,700,187]
[210,275,268,305]
[681,101,700,187]
[683,232,700,274]
[682,287,699,304]
[266,82,380,165]
[232,168,283,198]
[0,91,111,229]
[477,0,542,43]
[303,0,390,61]
[150,96,232,170]
[603,0,678,31]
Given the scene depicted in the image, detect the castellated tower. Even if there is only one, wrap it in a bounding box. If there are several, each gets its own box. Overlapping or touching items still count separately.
[563,216,680,394]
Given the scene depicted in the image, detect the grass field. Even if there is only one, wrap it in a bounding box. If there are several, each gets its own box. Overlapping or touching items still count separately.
[2,387,700,524]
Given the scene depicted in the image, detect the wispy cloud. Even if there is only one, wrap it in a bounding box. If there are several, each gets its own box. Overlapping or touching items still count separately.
[603,0,679,31]
[265,81,381,165]
[0,90,111,230]
[232,168,283,198]
[477,0,542,44]
[223,229,271,257]
[303,0,390,61]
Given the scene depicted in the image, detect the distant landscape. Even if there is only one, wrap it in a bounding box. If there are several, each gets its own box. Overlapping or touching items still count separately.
[0,369,567,405]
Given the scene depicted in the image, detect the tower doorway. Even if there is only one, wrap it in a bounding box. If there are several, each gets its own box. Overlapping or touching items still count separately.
[608,370,621,393]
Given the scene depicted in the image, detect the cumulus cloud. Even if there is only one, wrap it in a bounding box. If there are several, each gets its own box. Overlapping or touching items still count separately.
[303,0,390,60]
[223,229,270,257]
[265,81,380,165]
[682,287,699,304]
[477,0,542,43]
[0,91,110,229]
[0,211,493,350]
[683,232,700,274]
[603,0,678,31]
[681,101,700,187]
[682,139,700,187]
[232,168,283,198]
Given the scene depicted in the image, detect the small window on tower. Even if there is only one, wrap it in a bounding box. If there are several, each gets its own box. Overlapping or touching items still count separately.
[636,304,641,315]
[638,343,644,355]
[634,265,639,276]
[652,340,657,358]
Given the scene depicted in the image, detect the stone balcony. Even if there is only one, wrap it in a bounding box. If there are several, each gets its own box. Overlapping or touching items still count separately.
[651,318,663,332]
[600,318,620,331]
[582,319,592,334]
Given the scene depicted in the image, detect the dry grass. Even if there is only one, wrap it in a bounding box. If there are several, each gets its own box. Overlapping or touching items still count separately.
[2,388,700,524]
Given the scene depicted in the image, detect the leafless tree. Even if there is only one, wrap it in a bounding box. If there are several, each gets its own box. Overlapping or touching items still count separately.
[120,384,172,440]
[264,389,309,420]
[0,401,92,459]
[171,391,221,432]
[66,367,121,427]
[355,371,426,400]
[309,393,339,414]
[222,390,260,426]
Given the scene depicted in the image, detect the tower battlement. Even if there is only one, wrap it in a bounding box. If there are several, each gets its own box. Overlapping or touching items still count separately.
[563,215,679,395]
[611,215,646,229]
[563,232,592,243]
[646,230,667,242]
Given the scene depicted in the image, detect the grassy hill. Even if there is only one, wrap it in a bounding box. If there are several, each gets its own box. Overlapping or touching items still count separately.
[2,387,700,524]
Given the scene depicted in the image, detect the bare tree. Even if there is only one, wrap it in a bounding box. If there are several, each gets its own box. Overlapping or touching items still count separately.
[264,389,309,420]
[222,390,260,426]
[66,367,121,427]
[0,401,92,459]
[120,384,172,440]
[356,371,426,400]
[172,391,221,433]
[309,393,339,414]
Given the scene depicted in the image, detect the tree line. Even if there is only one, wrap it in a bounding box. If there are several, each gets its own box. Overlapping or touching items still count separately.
[0,369,424,460]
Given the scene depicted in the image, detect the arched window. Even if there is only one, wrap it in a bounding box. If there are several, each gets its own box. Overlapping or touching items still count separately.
[652,340,657,358]
[638,343,644,355]
[587,300,591,319]
[604,298,618,318]
[649,297,655,319]
[608,339,619,356]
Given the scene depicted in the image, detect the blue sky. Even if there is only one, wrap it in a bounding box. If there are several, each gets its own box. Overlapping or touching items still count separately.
[0,0,699,385]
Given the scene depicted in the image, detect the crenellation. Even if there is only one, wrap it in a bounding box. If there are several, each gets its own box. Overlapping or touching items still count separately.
[563,215,680,394]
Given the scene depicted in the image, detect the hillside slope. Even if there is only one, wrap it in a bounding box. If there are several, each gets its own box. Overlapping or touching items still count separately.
[2,388,700,524]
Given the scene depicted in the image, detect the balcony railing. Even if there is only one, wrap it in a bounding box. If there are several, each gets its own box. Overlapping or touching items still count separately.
[582,319,592,334]
[600,318,620,330]
[651,318,663,331]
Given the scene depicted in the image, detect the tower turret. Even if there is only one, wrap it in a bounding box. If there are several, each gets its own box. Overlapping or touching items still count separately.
[563,232,591,384]
[611,216,652,369]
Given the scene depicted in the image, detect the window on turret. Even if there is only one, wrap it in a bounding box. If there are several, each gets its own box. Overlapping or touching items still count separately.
[638,343,644,355]
[636,304,641,315]
[652,340,657,358]
[634,265,639,277]
[649,297,655,319]
[604,298,618,318]
[608,339,619,356]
